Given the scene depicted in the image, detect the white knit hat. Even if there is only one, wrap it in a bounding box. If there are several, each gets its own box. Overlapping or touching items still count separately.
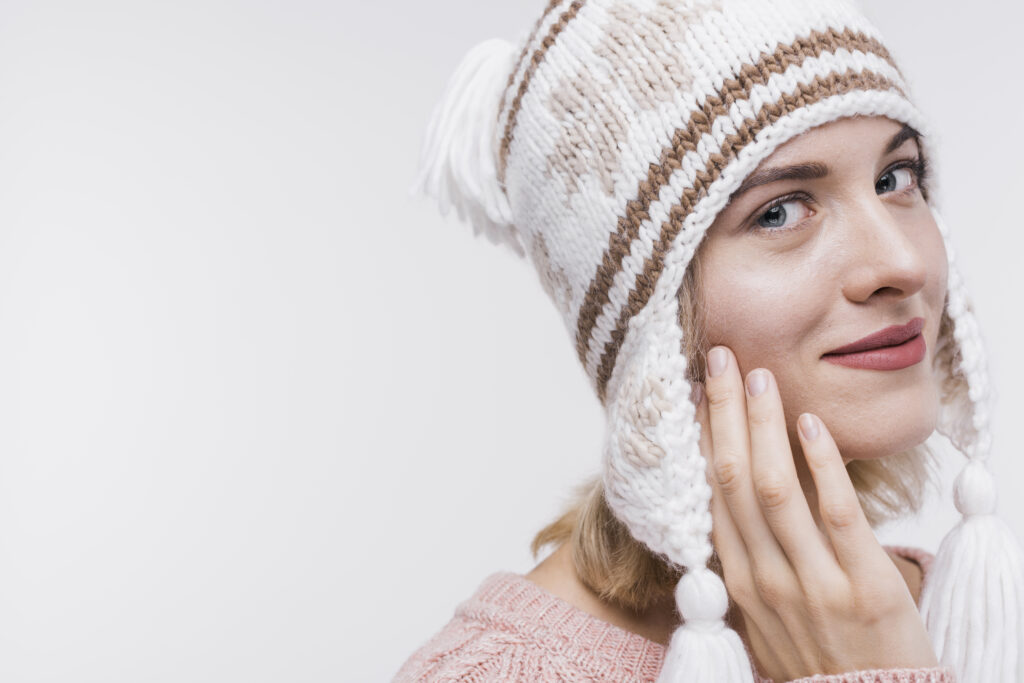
[410,0,1024,680]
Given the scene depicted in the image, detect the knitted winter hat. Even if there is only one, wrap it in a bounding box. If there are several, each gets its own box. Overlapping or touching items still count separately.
[411,0,1024,680]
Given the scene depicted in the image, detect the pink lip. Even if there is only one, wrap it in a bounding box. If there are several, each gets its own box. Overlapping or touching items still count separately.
[822,317,926,371]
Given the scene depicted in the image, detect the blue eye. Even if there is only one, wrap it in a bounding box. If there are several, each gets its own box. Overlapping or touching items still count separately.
[756,200,810,230]
[876,167,914,194]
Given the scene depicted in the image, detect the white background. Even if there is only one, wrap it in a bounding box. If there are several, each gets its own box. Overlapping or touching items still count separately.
[0,1,1020,681]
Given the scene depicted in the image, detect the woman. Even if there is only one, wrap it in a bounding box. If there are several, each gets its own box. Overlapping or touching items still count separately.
[398,0,1024,681]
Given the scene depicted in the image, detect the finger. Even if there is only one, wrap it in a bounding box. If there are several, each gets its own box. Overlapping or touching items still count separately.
[704,346,787,566]
[700,393,764,619]
[698,388,748,576]
[703,394,795,674]
[744,368,833,574]
[797,412,887,576]
[701,390,809,675]
[708,468,756,605]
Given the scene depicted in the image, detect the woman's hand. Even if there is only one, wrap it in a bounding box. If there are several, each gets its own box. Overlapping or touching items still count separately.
[694,345,938,681]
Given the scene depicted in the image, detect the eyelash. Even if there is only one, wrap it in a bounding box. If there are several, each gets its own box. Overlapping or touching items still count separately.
[747,156,930,235]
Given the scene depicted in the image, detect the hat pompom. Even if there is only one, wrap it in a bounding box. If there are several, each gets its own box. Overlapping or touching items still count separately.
[409,38,524,257]
[919,461,1024,682]
[657,568,755,683]
[921,208,1024,681]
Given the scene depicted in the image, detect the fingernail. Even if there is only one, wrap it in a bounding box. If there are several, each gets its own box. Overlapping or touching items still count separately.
[690,382,704,406]
[707,347,727,378]
[745,369,768,397]
[799,413,819,440]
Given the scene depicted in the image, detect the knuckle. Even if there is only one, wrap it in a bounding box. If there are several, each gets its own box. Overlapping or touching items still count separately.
[747,409,774,427]
[714,456,744,494]
[754,474,790,511]
[751,566,787,608]
[707,387,738,409]
[727,581,754,607]
[822,501,861,530]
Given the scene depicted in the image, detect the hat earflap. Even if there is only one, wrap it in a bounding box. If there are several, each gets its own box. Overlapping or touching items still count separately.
[602,289,754,683]
[919,209,1024,683]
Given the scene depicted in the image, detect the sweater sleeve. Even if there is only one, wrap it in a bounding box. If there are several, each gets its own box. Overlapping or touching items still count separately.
[392,615,607,682]
[778,666,956,682]
[392,616,519,682]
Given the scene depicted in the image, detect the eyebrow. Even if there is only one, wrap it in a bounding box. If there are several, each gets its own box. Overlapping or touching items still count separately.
[728,124,922,200]
[885,124,921,154]
[731,162,829,198]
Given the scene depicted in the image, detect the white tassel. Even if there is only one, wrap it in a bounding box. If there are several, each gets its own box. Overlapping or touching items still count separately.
[919,461,1024,683]
[657,568,754,682]
[409,38,525,257]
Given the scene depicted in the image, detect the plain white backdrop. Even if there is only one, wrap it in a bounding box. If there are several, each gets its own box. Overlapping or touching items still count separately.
[0,1,1020,681]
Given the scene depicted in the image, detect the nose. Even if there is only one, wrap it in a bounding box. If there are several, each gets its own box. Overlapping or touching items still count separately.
[839,192,929,304]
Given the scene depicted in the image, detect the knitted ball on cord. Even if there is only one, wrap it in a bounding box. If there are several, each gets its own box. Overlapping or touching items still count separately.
[410,0,1024,680]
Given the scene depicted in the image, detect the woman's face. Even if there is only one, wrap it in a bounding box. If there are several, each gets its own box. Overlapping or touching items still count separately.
[698,116,947,462]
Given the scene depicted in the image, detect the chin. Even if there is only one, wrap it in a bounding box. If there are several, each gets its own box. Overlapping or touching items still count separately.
[827,387,940,461]
[795,361,942,461]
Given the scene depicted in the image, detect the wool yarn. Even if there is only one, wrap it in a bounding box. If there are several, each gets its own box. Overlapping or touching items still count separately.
[410,1,1024,680]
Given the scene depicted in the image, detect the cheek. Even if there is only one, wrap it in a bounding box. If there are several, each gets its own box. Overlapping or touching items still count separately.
[700,255,825,380]
[925,220,949,320]
[906,208,949,353]
[700,259,828,450]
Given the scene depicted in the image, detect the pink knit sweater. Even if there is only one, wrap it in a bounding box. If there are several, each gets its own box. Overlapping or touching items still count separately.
[394,545,956,682]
